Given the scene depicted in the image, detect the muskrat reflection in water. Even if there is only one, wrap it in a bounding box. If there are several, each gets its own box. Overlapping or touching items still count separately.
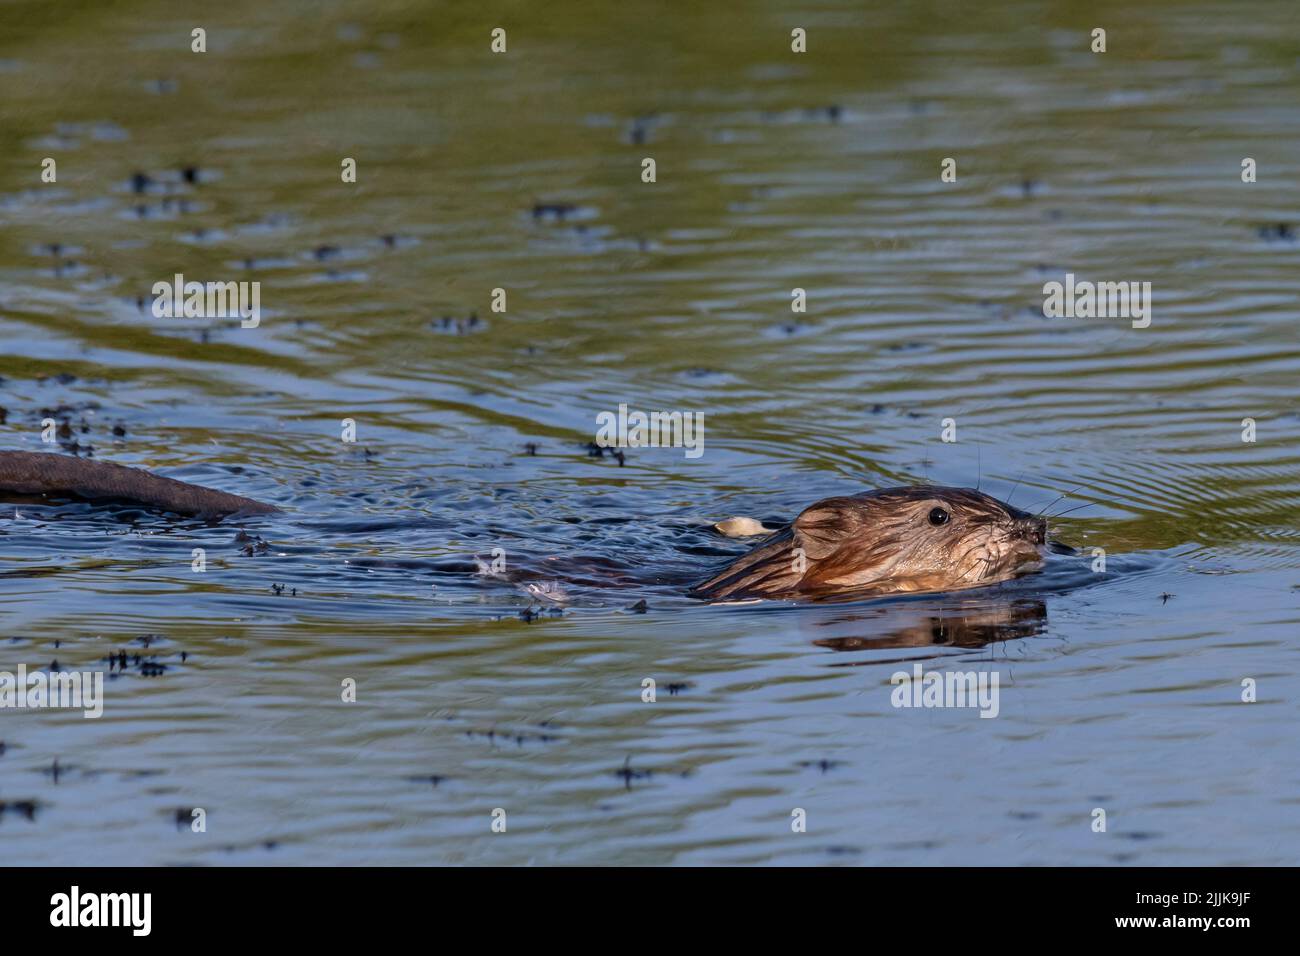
[811,599,1049,655]
[691,486,1048,602]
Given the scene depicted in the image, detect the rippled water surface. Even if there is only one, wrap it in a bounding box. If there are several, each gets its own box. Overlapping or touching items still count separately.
[1,0,1298,865]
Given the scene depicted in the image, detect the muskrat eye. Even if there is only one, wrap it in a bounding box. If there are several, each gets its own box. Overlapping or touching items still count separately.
[928,507,950,526]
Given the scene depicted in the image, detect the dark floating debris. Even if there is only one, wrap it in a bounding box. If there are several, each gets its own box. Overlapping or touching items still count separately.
[798,759,845,774]
[239,532,271,556]
[0,799,39,822]
[682,366,723,380]
[1257,222,1295,242]
[105,646,182,678]
[771,105,841,123]
[532,202,579,221]
[614,755,652,791]
[430,312,483,335]
[464,727,558,746]
[405,774,448,790]
[174,807,198,830]
[770,320,814,338]
[584,441,626,462]
[626,113,659,145]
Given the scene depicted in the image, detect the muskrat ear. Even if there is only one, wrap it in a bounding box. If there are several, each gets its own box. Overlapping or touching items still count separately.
[792,497,864,560]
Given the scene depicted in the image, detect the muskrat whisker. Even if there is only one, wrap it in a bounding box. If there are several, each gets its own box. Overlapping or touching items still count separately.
[969,554,996,582]
[1005,471,1026,506]
[1047,500,1097,520]
[1033,482,1087,518]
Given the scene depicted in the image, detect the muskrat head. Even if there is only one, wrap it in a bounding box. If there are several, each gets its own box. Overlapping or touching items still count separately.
[691,485,1048,601]
[801,486,1048,593]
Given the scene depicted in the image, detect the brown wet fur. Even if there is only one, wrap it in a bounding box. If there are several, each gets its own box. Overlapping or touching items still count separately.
[690,486,1047,602]
[0,450,278,518]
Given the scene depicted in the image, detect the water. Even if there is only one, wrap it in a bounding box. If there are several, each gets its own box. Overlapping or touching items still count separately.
[1,0,1298,865]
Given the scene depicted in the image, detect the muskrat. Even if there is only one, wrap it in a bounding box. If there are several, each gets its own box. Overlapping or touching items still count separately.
[0,451,278,518]
[0,456,1048,603]
[690,486,1048,601]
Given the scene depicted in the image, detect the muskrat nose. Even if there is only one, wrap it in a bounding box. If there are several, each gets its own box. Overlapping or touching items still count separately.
[1014,517,1048,546]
